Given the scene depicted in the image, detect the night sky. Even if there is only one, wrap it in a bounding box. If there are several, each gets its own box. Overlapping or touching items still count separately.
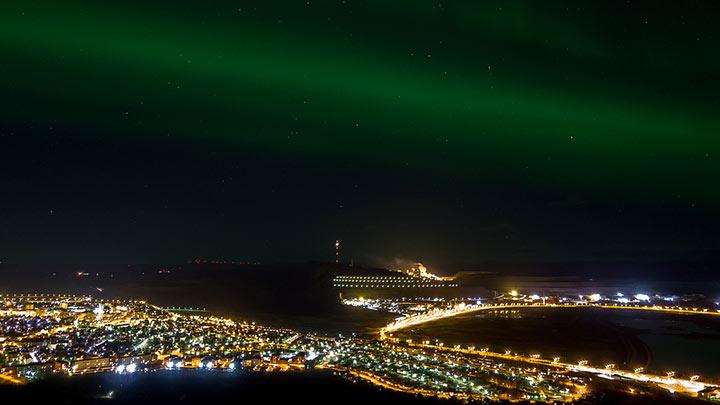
[1,1,719,267]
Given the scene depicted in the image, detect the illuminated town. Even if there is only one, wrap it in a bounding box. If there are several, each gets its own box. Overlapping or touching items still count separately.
[2,292,719,402]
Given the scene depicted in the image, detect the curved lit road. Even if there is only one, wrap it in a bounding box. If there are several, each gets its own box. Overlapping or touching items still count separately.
[378,301,720,395]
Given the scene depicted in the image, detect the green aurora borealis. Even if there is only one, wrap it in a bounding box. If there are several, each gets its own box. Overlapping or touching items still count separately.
[1,1,719,264]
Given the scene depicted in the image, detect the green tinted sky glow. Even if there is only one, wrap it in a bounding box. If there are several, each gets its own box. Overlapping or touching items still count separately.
[1,1,719,263]
[2,1,720,175]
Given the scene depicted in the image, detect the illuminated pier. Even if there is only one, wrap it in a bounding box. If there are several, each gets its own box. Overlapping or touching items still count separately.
[162,307,209,314]
[333,275,458,289]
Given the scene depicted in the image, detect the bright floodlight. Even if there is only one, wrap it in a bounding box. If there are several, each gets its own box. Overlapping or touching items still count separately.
[126,363,137,373]
[529,294,540,300]
[635,294,650,301]
[229,363,235,370]
[589,294,601,302]
[115,364,125,373]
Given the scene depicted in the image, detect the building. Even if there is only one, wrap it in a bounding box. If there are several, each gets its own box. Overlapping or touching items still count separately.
[71,357,113,374]
[12,361,64,379]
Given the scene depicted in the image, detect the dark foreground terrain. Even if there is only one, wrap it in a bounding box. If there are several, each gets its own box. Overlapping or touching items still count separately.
[0,369,710,405]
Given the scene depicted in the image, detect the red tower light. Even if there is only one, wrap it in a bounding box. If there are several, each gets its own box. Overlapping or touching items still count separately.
[335,240,340,263]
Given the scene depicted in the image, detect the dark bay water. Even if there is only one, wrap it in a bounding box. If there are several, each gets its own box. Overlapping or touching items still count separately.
[399,307,720,380]
[609,315,720,379]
